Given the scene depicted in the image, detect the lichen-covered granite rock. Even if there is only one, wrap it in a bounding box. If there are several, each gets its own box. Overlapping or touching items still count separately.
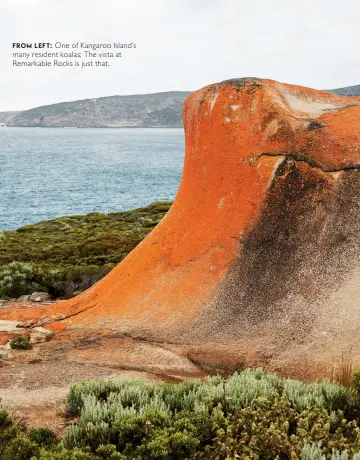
[3,78,360,378]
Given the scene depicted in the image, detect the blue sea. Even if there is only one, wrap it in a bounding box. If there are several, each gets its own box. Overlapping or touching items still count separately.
[0,128,185,231]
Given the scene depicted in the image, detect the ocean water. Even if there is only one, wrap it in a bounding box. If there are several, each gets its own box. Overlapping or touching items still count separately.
[0,128,185,231]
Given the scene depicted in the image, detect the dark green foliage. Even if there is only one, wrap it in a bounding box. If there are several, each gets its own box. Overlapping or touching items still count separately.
[28,427,57,448]
[63,371,360,458]
[10,336,32,350]
[0,202,171,298]
[0,202,171,266]
[3,371,360,459]
[113,409,208,459]
[199,395,296,459]
[199,396,360,459]
[0,410,40,459]
[0,261,35,298]
[35,445,97,459]
[1,435,40,459]
[32,264,113,299]
[95,444,126,459]
[0,410,19,457]
[132,410,201,459]
[353,370,360,393]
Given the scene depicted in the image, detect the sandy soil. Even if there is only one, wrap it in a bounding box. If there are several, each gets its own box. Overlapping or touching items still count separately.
[0,331,205,432]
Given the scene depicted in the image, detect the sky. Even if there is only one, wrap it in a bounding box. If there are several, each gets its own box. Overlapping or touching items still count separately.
[0,0,359,111]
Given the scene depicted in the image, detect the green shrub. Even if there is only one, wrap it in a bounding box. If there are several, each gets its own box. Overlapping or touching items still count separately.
[10,336,32,350]
[136,413,201,459]
[0,410,19,457]
[0,202,172,298]
[284,377,355,415]
[0,410,94,460]
[0,261,34,298]
[301,442,325,460]
[199,395,296,459]
[95,444,126,459]
[63,371,360,458]
[352,370,360,393]
[4,371,360,458]
[301,444,360,460]
[34,444,97,459]
[28,427,57,448]
[0,202,171,268]
[1,435,40,459]
[199,396,360,459]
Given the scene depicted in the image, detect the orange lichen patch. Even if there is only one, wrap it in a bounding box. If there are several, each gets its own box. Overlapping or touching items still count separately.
[2,78,360,354]
[0,329,30,345]
[0,306,48,322]
[0,303,84,325]
[45,321,69,332]
[60,154,280,331]
[0,333,12,346]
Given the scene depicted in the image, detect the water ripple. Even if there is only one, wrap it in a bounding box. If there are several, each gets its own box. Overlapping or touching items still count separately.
[0,128,185,230]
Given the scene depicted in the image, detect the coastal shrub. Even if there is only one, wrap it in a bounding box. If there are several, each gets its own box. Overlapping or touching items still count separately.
[0,202,172,298]
[50,265,112,299]
[122,409,201,459]
[63,371,360,457]
[4,369,360,459]
[95,444,126,459]
[35,447,96,459]
[66,370,357,421]
[10,336,32,350]
[0,410,18,457]
[300,443,360,460]
[199,397,360,459]
[1,435,40,459]
[0,202,171,267]
[283,378,355,414]
[28,427,57,448]
[301,442,325,460]
[0,261,34,298]
[352,370,360,393]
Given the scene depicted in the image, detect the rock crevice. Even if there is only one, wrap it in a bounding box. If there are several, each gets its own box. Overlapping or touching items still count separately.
[255,153,360,173]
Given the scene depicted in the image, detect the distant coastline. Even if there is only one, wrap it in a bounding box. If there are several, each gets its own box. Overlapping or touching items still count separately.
[1,91,190,128]
[1,83,359,129]
[0,125,184,129]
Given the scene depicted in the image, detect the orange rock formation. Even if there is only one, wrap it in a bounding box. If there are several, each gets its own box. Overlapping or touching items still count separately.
[3,78,360,376]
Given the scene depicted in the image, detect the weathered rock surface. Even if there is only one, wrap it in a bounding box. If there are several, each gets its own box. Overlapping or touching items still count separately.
[29,292,51,303]
[17,295,31,302]
[29,327,54,344]
[0,320,53,349]
[3,78,360,378]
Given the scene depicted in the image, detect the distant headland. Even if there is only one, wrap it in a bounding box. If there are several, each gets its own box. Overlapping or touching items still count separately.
[1,83,360,128]
[0,92,190,128]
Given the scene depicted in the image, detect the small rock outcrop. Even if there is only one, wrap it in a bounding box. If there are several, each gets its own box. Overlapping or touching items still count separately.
[0,320,53,350]
[29,292,51,303]
[16,295,31,302]
[3,78,360,378]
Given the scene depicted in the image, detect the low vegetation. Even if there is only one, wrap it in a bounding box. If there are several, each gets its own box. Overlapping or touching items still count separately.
[0,261,35,299]
[9,336,32,350]
[2,369,360,458]
[0,202,171,299]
